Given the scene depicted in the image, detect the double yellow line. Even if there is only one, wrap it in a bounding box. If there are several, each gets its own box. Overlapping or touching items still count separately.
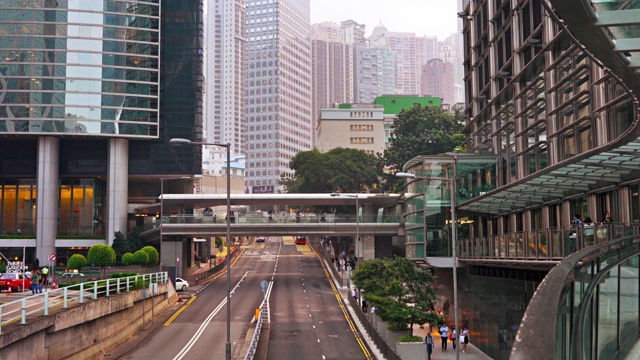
[314,251,372,360]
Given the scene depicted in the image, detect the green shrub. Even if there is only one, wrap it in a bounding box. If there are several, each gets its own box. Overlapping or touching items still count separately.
[121,253,134,266]
[141,246,159,265]
[132,250,149,265]
[68,254,87,270]
[398,336,424,343]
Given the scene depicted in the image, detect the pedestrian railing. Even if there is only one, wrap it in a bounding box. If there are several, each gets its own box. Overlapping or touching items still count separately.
[155,214,401,226]
[512,234,640,359]
[458,223,638,262]
[243,280,273,360]
[0,272,168,335]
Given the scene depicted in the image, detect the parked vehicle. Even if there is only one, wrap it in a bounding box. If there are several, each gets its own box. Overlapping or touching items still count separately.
[175,278,189,291]
[0,273,31,292]
[256,236,266,243]
[295,237,307,245]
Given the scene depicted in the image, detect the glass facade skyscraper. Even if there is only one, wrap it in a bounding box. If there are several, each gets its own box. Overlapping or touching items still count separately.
[0,0,203,264]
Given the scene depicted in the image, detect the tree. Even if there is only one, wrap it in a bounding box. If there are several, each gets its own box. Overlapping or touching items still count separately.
[121,252,134,266]
[111,231,130,261]
[132,250,149,273]
[141,246,159,265]
[351,257,440,336]
[87,244,116,278]
[383,105,464,191]
[68,254,87,271]
[132,250,149,265]
[281,147,383,194]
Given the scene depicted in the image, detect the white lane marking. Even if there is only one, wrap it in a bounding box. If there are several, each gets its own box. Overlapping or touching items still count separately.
[173,272,248,360]
[317,339,320,343]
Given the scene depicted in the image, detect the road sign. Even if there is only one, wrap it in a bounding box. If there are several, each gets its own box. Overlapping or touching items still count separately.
[49,254,57,262]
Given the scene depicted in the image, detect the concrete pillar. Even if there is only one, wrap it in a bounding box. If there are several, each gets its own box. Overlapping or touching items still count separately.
[107,138,128,245]
[36,137,59,264]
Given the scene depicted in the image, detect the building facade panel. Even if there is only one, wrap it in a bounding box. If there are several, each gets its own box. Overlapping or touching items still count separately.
[0,1,161,137]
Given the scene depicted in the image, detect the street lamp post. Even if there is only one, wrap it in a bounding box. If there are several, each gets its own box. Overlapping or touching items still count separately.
[159,176,191,275]
[170,138,232,360]
[396,169,460,360]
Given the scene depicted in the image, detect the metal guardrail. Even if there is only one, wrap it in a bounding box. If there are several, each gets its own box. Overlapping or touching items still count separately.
[244,281,274,360]
[152,214,401,226]
[512,234,640,359]
[0,272,168,335]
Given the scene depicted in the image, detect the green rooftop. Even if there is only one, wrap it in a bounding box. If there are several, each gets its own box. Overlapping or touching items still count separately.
[373,96,441,114]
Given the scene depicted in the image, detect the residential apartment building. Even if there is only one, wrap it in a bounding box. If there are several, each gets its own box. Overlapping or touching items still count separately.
[0,1,203,263]
[421,59,455,105]
[316,105,385,155]
[245,0,312,193]
[311,22,354,144]
[204,0,246,176]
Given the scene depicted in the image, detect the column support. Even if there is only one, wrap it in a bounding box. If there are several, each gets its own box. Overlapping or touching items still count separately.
[36,137,59,263]
[107,138,128,244]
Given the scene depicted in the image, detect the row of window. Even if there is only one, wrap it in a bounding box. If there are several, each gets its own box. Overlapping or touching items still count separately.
[350,137,374,144]
[351,125,373,131]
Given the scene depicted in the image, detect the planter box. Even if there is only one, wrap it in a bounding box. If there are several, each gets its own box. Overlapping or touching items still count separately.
[386,329,410,352]
[396,342,426,360]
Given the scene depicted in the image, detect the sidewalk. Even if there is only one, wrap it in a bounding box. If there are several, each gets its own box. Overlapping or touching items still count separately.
[412,325,493,360]
[319,240,492,360]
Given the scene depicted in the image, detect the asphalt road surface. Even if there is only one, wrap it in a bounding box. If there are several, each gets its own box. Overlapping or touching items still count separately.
[111,237,367,359]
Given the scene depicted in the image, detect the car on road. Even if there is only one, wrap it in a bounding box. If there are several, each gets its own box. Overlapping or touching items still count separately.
[175,278,189,291]
[62,272,85,278]
[295,237,307,245]
[256,236,266,243]
[0,273,31,292]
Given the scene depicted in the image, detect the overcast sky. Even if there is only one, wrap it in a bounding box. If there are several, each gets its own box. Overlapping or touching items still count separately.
[310,0,460,40]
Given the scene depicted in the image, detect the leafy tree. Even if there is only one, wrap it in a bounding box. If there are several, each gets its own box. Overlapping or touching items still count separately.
[87,244,116,278]
[111,231,130,261]
[128,227,143,252]
[141,246,159,265]
[281,147,383,194]
[121,253,134,266]
[215,237,223,249]
[351,257,440,336]
[0,262,7,273]
[132,250,149,266]
[383,105,464,192]
[68,254,87,270]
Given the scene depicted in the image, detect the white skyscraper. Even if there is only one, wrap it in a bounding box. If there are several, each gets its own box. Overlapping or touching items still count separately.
[205,0,246,175]
[245,0,312,193]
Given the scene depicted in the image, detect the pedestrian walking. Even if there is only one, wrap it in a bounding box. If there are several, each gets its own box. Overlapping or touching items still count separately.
[320,212,326,222]
[362,299,368,312]
[439,324,449,351]
[461,325,470,353]
[295,210,301,223]
[268,210,273,222]
[424,332,434,360]
[451,325,457,350]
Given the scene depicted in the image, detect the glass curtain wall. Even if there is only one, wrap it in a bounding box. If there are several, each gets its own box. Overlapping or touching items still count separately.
[0,179,105,238]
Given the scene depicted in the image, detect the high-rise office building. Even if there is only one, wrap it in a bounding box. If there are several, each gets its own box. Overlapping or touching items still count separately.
[311,22,354,142]
[204,0,246,176]
[354,22,396,104]
[245,0,312,193]
[0,1,203,262]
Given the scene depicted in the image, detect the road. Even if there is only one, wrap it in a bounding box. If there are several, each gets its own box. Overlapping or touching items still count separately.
[113,237,368,359]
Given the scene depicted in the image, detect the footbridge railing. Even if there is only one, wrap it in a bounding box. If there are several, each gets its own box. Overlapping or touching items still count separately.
[511,234,640,359]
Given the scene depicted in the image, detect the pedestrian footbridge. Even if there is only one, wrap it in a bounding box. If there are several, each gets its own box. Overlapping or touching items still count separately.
[138,193,402,240]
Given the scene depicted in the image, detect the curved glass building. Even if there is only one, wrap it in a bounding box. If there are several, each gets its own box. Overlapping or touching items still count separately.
[0,1,203,265]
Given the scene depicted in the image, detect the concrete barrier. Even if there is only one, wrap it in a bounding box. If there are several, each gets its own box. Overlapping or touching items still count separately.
[0,283,175,360]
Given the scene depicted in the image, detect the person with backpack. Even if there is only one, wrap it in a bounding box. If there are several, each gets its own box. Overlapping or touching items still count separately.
[424,332,434,360]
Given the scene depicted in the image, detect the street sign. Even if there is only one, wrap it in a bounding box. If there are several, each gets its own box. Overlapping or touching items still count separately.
[49,254,57,262]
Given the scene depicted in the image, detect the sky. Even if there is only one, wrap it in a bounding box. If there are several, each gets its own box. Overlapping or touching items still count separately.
[310,0,460,40]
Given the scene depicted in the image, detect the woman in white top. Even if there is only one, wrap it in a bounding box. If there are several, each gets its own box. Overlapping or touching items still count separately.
[451,325,457,350]
[460,325,470,353]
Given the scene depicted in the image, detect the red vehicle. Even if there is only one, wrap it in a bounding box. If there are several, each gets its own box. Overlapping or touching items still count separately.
[0,273,31,292]
[295,237,307,245]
